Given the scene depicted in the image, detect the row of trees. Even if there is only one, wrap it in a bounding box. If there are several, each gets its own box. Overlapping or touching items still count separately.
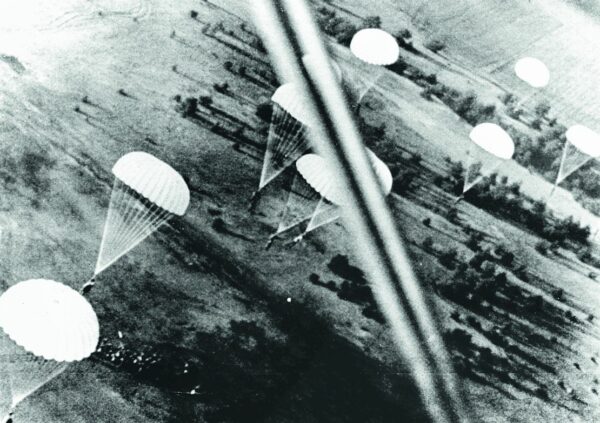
[436,160,591,247]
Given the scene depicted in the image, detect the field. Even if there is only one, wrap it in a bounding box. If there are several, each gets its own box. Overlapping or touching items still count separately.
[3,0,600,422]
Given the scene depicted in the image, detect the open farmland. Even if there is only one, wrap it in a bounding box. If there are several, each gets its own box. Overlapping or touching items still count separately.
[3,0,600,422]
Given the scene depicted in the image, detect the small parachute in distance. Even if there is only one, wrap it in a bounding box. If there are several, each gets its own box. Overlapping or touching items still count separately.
[257,83,315,193]
[554,124,600,187]
[0,279,99,421]
[287,149,392,240]
[513,57,550,109]
[346,28,400,101]
[463,123,515,194]
[94,152,190,276]
[514,57,550,89]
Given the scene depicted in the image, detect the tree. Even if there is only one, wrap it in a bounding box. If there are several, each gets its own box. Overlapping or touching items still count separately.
[535,101,551,118]
[425,39,446,53]
[182,97,198,117]
[362,16,381,28]
[422,236,434,252]
[255,102,272,122]
[199,95,213,108]
[438,248,458,269]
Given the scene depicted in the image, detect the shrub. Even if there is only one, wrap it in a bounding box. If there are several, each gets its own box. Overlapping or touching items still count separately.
[422,217,431,227]
[182,97,198,117]
[199,95,213,107]
[425,39,446,53]
[255,102,273,122]
[190,10,198,19]
[362,16,381,28]
[438,248,458,269]
[422,236,434,251]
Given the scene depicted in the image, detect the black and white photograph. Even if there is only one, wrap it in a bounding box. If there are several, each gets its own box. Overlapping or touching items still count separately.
[1,0,600,421]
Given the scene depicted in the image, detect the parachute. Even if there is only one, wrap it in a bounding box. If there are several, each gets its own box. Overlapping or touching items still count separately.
[514,57,550,89]
[345,28,400,101]
[554,124,600,187]
[299,150,393,238]
[94,152,190,276]
[257,83,314,193]
[270,149,392,242]
[463,123,515,194]
[513,57,550,108]
[0,279,99,421]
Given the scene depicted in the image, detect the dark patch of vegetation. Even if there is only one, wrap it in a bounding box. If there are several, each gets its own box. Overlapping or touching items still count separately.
[437,160,590,249]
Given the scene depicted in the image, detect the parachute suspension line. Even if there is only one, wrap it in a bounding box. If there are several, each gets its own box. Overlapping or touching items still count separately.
[108,192,156,254]
[555,141,593,186]
[112,205,172,261]
[357,66,384,102]
[304,197,340,233]
[9,355,66,409]
[553,138,571,190]
[94,179,124,274]
[274,174,319,236]
[261,108,309,189]
[95,181,149,274]
[1,333,67,411]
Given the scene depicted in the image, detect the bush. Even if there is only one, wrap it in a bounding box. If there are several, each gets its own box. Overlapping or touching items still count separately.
[255,102,273,122]
[422,217,431,227]
[199,95,213,107]
[438,249,458,269]
[425,39,446,53]
[422,236,434,251]
[535,240,550,255]
[182,97,198,117]
[190,10,198,19]
[362,16,381,29]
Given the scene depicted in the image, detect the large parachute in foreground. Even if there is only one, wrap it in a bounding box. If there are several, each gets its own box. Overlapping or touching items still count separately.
[257,83,314,193]
[94,152,190,276]
[270,148,392,242]
[0,279,99,421]
[463,123,515,194]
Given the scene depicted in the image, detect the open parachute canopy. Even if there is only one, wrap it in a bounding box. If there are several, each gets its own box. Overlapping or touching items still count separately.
[258,83,314,190]
[350,28,400,66]
[273,148,392,240]
[112,151,190,216]
[271,83,313,127]
[296,149,393,206]
[469,123,515,160]
[95,152,190,275]
[463,123,515,193]
[514,57,550,88]
[553,124,600,186]
[0,279,99,362]
[565,124,600,157]
[0,279,99,419]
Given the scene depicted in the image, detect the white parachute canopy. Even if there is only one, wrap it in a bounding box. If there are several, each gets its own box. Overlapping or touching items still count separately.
[514,57,550,89]
[273,149,392,240]
[463,123,515,193]
[95,152,190,275]
[0,279,99,420]
[258,83,314,191]
[346,28,400,101]
[555,124,600,185]
[513,57,550,109]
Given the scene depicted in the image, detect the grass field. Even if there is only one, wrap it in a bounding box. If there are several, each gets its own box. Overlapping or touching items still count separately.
[3,0,600,422]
